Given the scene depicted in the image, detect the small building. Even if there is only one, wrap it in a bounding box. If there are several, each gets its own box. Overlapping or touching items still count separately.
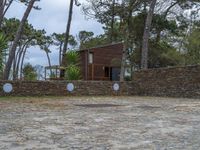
[79,42,123,81]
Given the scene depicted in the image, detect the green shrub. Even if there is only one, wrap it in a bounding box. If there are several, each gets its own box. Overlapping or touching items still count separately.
[65,65,81,80]
[50,72,56,78]
[65,50,79,65]
[23,63,37,81]
[64,50,81,80]
[124,76,132,81]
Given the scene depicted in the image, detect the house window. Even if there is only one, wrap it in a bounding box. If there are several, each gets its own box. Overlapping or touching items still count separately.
[89,52,93,64]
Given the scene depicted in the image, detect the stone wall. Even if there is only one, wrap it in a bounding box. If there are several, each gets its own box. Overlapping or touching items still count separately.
[0,81,138,96]
[1,65,200,98]
[133,65,200,98]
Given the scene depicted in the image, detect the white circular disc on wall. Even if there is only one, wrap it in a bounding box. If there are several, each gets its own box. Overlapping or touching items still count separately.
[67,83,75,92]
[113,83,120,91]
[3,83,13,93]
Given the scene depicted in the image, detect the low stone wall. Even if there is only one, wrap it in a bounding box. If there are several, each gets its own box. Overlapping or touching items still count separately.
[133,65,200,98]
[1,65,200,98]
[0,81,138,96]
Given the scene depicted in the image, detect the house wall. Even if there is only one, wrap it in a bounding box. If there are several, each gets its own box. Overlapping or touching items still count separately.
[79,51,87,80]
[90,43,123,65]
[79,43,123,80]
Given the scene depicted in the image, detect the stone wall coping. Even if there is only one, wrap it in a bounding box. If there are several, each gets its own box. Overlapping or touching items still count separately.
[0,80,133,83]
[136,65,200,72]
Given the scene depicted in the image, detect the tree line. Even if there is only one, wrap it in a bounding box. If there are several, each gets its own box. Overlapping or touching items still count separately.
[0,0,200,81]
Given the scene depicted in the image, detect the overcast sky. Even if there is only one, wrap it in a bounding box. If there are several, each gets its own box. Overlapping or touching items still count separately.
[5,0,104,67]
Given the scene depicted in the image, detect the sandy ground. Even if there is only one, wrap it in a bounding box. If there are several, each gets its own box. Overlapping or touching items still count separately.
[0,96,200,150]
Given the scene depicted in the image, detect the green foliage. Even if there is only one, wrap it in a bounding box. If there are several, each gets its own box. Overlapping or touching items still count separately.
[130,40,185,68]
[0,33,7,50]
[64,50,81,80]
[0,18,20,41]
[0,18,37,43]
[78,30,94,43]
[36,30,53,52]
[65,65,81,80]
[50,72,56,78]
[148,41,184,68]
[23,63,37,81]
[52,33,77,48]
[1,18,40,50]
[185,27,200,65]
[78,30,97,49]
[152,14,178,35]
[159,48,185,67]
[65,50,80,65]
[79,34,108,49]
[68,35,77,47]
[0,33,7,78]
[103,21,124,42]
[124,76,132,81]
[83,0,200,70]
[52,33,65,45]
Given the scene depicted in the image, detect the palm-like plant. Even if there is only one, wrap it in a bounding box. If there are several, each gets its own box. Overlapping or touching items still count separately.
[65,50,79,65]
[0,33,7,78]
[65,65,81,80]
[65,50,81,80]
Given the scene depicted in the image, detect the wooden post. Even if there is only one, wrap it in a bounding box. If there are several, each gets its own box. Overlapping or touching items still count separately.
[92,64,94,80]
[109,66,111,81]
[56,66,58,79]
[44,67,46,80]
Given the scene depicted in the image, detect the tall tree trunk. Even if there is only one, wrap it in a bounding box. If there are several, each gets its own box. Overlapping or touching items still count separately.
[59,42,63,66]
[3,0,14,16]
[110,0,115,43]
[0,0,14,27]
[63,0,74,54]
[13,46,21,80]
[45,51,52,75]
[120,41,127,81]
[0,0,4,27]
[12,54,17,79]
[15,50,22,80]
[141,0,157,70]
[60,0,74,77]
[3,0,36,80]
[120,0,136,81]
[15,42,28,80]
[20,45,28,80]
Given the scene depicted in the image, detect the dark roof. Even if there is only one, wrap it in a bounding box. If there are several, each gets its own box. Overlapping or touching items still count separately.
[79,42,123,52]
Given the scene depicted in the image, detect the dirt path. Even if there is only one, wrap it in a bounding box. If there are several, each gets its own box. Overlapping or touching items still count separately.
[0,96,200,149]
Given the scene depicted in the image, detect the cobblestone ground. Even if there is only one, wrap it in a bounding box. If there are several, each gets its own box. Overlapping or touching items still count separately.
[0,96,200,150]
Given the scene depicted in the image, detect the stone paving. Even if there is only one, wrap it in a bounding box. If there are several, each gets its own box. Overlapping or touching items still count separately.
[0,96,200,150]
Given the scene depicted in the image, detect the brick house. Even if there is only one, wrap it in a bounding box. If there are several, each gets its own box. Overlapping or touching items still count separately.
[79,42,123,81]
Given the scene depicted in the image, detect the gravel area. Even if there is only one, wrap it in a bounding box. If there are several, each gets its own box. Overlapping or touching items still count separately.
[0,96,200,150]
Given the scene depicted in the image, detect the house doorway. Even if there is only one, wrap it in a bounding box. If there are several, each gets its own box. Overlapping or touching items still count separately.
[111,67,120,81]
[104,67,120,81]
